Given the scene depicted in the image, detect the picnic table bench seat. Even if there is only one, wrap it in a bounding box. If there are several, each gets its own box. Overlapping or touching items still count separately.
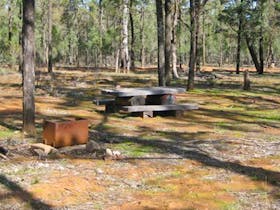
[120,103,198,118]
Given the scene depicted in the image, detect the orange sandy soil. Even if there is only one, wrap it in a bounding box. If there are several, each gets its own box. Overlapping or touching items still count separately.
[0,66,280,209]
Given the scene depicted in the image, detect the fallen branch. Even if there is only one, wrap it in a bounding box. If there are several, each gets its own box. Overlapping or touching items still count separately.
[0,153,8,160]
[30,143,58,155]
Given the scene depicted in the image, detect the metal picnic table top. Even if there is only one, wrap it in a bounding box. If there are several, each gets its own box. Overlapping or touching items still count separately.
[101,87,186,97]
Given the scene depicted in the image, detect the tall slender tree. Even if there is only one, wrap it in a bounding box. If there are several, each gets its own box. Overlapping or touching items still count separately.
[140,3,145,67]
[164,0,172,85]
[171,0,179,78]
[47,0,53,73]
[129,0,135,70]
[22,0,36,135]
[120,0,130,73]
[187,0,198,90]
[156,0,165,86]
[187,0,208,90]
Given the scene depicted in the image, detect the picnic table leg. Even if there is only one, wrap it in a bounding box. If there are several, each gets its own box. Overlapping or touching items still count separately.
[105,102,119,113]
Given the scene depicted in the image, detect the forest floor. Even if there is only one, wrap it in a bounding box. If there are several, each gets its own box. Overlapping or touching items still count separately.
[0,65,280,210]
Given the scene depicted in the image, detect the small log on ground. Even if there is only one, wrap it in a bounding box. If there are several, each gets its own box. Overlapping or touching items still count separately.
[0,153,8,160]
[30,143,58,155]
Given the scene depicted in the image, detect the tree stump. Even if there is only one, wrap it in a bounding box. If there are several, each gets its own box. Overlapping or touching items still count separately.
[243,70,250,90]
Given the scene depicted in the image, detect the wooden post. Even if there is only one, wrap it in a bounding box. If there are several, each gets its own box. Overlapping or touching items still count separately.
[243,70,250,90]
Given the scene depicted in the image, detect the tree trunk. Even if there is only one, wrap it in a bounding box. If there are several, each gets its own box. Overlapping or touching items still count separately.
[129,0,135,70]
[140,5,145,68]
[195,5,201,72]
[236,19,241,74]
[236,0,243,74]
[178,6,183,70]
[243,70,250,90]
[155,0,165,86]
[98,0,103,67]
[22,0,36,135]
[18,0,22,72]
[42,2,48,67]
[171,0,179,79]
[115,48,120,73]
[246,36,261,73]
[47,0,53,73]
[121,0,130,73]
[202,9,206,66]
[187,0,198,90]
[165,0,172,85]
[259,30,264,74]
[8,0,13,45]
[266,39,274,68]
[219,37,223,67]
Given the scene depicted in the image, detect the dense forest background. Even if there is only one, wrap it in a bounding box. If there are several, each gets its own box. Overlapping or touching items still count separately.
[1,0,280,71]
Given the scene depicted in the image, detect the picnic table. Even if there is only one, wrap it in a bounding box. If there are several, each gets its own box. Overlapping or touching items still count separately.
[95,87,198,118]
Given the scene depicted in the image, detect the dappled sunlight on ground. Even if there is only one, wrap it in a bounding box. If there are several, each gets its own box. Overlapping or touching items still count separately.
[0,66,280,209]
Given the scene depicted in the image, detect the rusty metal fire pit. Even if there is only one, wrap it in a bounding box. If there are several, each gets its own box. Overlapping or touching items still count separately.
[42,118,88,148]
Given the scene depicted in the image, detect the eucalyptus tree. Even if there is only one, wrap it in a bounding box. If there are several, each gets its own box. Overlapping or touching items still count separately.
[22,0,36,135]
[219,0,243,74]
[155,0,165,86]
[171,0,180,79]
[120,0,130,72]
[219,0,280,74]
[187,0,208,90]
[47,0,53,72]
[165,0,172,85]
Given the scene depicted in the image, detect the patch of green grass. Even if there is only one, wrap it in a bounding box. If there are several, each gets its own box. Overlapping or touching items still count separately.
[190,88,266,98]
[112,142,157,157]
[10,167,37,176]
[247,110,280,122]
[221,202,241,210]
[31,177,40,185]
[0,67,17,75]
[169,170,183,178]
[0,130,16,139]
[190,88,243,97]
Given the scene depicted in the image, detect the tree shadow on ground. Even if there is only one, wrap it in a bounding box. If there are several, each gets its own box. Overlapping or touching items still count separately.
[113,134,280,187]
[0,174,53,210]
[93,115,280,190]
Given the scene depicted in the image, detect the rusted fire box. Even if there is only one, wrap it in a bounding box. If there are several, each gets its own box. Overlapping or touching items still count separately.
[42,118,88,148]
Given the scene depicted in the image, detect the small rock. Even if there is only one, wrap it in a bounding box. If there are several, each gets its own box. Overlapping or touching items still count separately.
[105,148,113,157]
[95,168,104,174]
[86,140,103,152]
[112,150,122,159]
